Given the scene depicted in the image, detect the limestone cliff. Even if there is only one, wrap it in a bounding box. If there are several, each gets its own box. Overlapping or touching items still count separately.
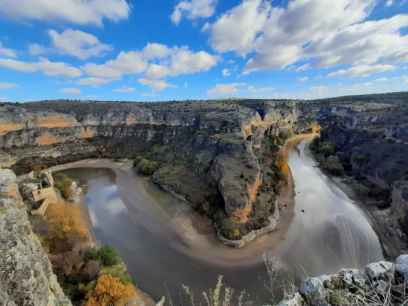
[308,92,408,258]
[0,100,299,239]
[0,169,72,306]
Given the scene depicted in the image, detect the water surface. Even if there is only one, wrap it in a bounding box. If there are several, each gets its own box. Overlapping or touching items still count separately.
[59,141,383,303]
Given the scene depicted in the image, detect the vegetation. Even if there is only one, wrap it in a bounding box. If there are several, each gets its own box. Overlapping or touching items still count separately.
[54,173,74,199]
[44,201,88,253]
[85,246,120,267]
[85,274,135,306]
[134,158,160,176]
[311,138,345,176]
[180,276,249,306]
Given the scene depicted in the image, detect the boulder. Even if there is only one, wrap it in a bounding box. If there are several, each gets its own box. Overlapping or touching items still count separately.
[277,293,305,306]
[395,254,408,280]
[299,277,326,305]
[365,261,394,281]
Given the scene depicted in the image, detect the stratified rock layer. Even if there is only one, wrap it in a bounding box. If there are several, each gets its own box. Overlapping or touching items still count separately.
[0,169,72,306]
[0,100,300,238]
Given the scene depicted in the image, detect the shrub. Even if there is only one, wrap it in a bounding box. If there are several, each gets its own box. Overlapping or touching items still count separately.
[85,274,135,306]
[322,156,345,176]
[54,173,74,199]
[220,218,242,240]
[45,201,88,253]
[85,246,120,267]
[135,158,159,176]
[99,246,120,267]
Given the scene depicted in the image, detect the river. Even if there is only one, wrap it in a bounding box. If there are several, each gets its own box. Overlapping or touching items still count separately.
[56,140,383,304]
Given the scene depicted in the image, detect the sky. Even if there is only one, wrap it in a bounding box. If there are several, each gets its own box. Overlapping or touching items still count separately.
[0,0,407,102]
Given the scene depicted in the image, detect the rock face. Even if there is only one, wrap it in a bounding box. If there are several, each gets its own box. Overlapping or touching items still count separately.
[0,169,72,306]
[308,92,408,257]
[278,255,408,306]
[0,100,300,239]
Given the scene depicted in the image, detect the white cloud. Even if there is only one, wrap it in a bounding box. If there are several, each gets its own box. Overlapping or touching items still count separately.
[207,83,240,97]
[207,0,408,74]
[0,57,82,78]
[207,82,275,98]
[0,82,17,89]
[82,51,147,79]
[61,87,81,95]
[0,0,130,26]
[171,0,217,25]
[328,64,395,77]
[47,29,112,60]
[83,43,218,83]
[113,86,135,93]
[298,76,309,82]
[222,68,230,77]
[386,0,394,6]
[28,43,48,56]
[0,42,16,58]
[296,63,311,72]
[77,77,113,86]
[209,0,269,55]
[138,78,174,92]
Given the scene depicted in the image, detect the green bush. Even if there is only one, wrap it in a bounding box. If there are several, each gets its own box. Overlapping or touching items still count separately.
[85,246,119,267]
[220,218,242,240]
[135,158,159,176]
[53,173,74,199]
[322,156,345,176]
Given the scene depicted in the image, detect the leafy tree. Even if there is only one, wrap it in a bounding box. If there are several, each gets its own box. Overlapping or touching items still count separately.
[85,274,135,306]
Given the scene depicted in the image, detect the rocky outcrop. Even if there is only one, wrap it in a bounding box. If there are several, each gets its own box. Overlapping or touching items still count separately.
[0,100,299,240]
[0,169,72,306]
[278,255,408,306]
[310,93,408,258]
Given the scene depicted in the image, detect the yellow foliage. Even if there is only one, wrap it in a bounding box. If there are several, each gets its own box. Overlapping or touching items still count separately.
[85,274,135,306]
[45,200,89,252]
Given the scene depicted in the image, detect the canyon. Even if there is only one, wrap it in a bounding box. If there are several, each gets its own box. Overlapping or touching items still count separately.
[1,92,408,305]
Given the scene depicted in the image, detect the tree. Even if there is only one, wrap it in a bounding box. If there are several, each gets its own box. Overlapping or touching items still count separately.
[85,274,135,306]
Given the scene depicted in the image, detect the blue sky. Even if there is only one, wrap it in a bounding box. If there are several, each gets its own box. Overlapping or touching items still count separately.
[0,0,407,102]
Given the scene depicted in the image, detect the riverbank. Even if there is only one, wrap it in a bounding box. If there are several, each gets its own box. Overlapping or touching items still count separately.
[19,166,157,306]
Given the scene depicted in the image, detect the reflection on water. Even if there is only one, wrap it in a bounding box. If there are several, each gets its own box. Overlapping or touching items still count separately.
[59,141,383,304]
[279,142,383,277]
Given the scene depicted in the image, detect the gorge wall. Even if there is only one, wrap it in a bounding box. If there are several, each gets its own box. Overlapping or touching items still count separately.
[0,99,301,240]
[307,92,408,258]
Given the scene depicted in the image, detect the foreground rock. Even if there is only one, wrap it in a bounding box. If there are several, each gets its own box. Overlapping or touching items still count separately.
[278,255,408,306]
[0,169,72,306]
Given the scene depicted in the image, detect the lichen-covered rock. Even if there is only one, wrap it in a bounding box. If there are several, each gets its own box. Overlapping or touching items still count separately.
[277,293,305,306]
[395,254,408,280]
[0,169,72,306]
[365,261,394,281]
[299,277,326,305]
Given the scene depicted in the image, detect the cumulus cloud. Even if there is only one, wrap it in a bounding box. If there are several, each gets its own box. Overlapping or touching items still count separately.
[46,29,112,60]
[207,82,275,98]
[138,78,174,92]
[207,83,240,97]
[207,0,408,75]
[0,42,16,58]
[0,0,130,26]
[171,0,217,24]
[61,87,81,95]
[77,77,113,86]
[113,86,135,93]
[82,43,218,87]
[0,82,17,89]
[328,64,395,77]
[210,0,269,55]
[0,57,82,78]
[222,68,230,77]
